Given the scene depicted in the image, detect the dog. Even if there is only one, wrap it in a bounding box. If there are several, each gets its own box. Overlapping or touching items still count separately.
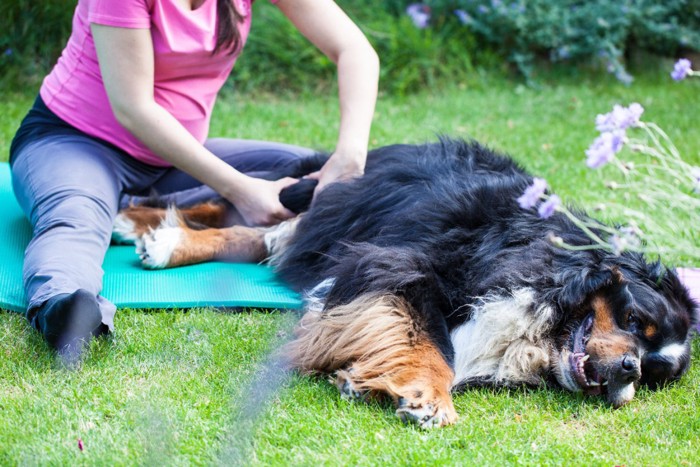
[114,138,698,428]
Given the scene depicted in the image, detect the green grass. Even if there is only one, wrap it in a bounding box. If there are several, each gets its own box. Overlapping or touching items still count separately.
[1,69,699,465]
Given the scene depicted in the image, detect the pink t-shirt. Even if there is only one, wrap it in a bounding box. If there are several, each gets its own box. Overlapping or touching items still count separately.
[40,0,265,167]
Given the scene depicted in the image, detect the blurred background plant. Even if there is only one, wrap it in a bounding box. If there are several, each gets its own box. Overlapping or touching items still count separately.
[3,0,699,93]
[422,0,700,84]
[517,62,700,262]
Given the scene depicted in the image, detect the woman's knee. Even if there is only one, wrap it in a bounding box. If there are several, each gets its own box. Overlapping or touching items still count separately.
[32,191,117,235]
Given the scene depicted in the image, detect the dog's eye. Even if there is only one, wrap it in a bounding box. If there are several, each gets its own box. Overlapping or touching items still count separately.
[626,311,640,332]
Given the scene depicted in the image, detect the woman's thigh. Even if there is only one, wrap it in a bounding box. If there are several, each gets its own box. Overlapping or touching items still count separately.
[152,138,317,193]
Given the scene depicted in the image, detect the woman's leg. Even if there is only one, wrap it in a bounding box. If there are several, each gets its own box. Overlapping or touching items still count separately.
[120,139,318,209]
[11,134,162,351]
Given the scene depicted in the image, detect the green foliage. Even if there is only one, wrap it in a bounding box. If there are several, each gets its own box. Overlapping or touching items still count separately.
[629,0,700,55]
[233,0,476,95]
[0,0,74,82]
[369,14,475,94]
[0,0,477,95]
[2,0,699,92]
[425,0,700,82]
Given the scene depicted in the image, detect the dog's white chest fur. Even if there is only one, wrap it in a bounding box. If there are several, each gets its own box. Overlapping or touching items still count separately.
[450,288,554,387]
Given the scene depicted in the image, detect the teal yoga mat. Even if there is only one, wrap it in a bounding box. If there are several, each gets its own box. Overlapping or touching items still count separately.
[0,163,302,313]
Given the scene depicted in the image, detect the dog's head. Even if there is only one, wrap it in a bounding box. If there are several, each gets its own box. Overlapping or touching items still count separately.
[552,257,697,407]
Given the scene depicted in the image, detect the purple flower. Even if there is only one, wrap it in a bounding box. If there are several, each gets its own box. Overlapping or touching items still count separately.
[478,5,490,14]
[517,178,547,209]
[586,131,625,168]
[595,104,644,133]
[610,227,641,255]
[538,195,561,219]
[671,58,692,81]
[610,234,625,255]
[406,4,431,29]
[627,103,644,124]
[454,9,473,25]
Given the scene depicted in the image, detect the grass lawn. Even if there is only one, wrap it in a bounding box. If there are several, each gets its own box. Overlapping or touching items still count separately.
[1,69,699,465]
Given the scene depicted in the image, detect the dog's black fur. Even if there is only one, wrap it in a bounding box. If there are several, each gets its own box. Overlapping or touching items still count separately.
[273,138,697,404]
[123,137,697,423]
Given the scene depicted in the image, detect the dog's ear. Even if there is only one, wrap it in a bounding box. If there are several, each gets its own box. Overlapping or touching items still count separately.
[557,267,622,311]
[650,263,699,327]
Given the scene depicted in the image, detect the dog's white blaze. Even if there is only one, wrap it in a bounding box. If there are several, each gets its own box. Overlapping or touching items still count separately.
[450,288,554,387]
[138,227,183,269]
[657,343,686,362]
[112,213,137,244]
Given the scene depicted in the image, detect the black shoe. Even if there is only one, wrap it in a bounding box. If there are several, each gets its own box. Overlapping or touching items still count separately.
[28,289,108,354]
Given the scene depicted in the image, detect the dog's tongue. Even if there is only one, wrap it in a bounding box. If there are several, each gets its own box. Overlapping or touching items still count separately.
[572,313,594,353]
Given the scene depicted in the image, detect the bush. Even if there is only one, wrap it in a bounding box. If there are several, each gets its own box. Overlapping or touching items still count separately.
[0,0,74,84]
[420,0,700,83]
[233,0,476,95]
[629,0,700,56]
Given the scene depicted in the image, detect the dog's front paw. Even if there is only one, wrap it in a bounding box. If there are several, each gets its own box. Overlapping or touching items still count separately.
[135,226,183,269]
[395,393,457,429]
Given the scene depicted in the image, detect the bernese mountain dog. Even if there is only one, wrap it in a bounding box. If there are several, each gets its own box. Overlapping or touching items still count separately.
[114,138,698,428]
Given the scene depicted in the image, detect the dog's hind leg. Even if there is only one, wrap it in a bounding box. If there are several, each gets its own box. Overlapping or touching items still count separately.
[113,202,227,244]
[284,293,458,428]
[136,208,268,268]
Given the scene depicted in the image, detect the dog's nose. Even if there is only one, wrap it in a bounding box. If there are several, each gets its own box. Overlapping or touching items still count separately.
[619,354,641,384]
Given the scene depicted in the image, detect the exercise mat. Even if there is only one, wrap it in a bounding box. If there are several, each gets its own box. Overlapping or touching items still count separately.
[0,163,302,313]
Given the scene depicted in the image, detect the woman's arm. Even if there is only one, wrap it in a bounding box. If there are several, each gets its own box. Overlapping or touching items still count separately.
[276,0,380,195]
[91,24,296,226]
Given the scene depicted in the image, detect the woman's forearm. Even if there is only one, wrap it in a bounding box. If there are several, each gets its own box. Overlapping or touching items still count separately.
[275,0,380,191]
[114,100,250,201]
[114,100,296,225]
[91,24,296,225]
[335,44,380,170]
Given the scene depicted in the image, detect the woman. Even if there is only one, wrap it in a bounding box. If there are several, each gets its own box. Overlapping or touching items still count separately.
[9,0,379,354]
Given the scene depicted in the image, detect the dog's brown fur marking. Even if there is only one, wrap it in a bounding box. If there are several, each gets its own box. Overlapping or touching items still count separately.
[587,295,638,382]
[181,202,228,228]
[122,202,227,236]
[591,295,615,334]
[168,225,267,267]
[644,323,657,339]
[284,293,457,426]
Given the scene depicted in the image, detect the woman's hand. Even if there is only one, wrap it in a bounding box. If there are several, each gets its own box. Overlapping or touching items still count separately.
[230,176,298,226]
[306,149,365,197]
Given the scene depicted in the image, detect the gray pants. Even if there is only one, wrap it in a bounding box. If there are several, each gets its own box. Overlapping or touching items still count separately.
[10,135,315,329]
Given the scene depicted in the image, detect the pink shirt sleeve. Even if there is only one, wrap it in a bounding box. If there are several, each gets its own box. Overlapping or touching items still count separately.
[87,0,152,28]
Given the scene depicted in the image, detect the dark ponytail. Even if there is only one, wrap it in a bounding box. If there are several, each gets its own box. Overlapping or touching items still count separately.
[214,0,243,55]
